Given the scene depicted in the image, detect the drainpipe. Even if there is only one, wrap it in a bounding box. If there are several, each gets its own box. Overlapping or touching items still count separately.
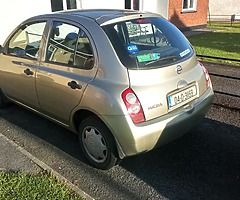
[63,0,67,10]
[208,6,211,25]
[77,0,82,9]
[131,0,134,10]
[140,0,143,11]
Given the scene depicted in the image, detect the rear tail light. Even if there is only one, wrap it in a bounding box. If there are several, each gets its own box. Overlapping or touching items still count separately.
[200,62,211,89]
[122,88,145,124]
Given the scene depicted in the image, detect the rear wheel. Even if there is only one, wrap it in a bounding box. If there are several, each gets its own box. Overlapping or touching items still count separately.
[78,116,119,170]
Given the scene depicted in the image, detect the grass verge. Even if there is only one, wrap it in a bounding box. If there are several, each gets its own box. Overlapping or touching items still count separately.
[187,22,240,65]
[0,171,83,200]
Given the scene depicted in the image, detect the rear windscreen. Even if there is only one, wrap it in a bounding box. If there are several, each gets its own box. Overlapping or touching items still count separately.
[102,17,194,69]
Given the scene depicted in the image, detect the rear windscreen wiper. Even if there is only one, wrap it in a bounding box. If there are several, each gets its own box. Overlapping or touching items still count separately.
[144,55,176,66]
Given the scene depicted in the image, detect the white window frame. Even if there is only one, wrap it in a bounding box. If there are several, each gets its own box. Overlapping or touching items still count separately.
[182,0,197,12]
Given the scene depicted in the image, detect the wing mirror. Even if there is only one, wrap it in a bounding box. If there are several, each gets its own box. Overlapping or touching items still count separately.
[0,45,7,55]
[0,45,26,57]
[0,45,3,54]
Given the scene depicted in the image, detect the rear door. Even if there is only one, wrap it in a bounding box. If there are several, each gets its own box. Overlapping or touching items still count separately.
[0,21,46,109]
[36,20,97,124]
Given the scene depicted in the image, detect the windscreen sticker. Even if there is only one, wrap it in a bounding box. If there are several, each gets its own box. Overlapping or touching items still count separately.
[179,48,190,57]
[126,43,139,54]
[137,53,160,63]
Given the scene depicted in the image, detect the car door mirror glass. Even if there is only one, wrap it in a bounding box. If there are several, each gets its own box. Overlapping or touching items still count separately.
[0,45,8,55]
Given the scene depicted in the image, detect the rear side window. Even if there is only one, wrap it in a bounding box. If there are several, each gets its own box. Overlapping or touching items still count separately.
[46,21,94,69]
[102,17,194,69]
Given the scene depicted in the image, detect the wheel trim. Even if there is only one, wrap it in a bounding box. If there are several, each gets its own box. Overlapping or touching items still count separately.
[82,126,108,164]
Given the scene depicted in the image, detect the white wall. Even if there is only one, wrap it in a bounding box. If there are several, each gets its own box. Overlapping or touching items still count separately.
[142,0,168,19]
[0,0,169,45]
[209,0,240,20]
[81,0,124,9]
[0,0,51,45]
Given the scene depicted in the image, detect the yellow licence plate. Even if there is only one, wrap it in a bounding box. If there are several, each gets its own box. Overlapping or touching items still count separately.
[168,85,197,109]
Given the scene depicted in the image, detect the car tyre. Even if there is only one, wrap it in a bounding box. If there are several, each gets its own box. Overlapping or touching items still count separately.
[78,116,119,170]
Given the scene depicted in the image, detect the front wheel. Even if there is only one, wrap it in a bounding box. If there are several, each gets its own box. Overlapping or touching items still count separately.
[0,90,8,108]
[78,116,119,170]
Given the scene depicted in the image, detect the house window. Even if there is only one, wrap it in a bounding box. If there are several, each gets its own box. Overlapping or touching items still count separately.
[51,0,63,12]
[182,0,197,12]
[125,0,131,9]
[67,0,77,9]
[125,0,140,10]
[51,0,78,12]
[133,0,139,10]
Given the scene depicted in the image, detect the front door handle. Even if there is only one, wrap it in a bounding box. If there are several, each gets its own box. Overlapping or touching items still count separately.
[67,81,82,90]
[24,68,34,76]
[12,61,24,66]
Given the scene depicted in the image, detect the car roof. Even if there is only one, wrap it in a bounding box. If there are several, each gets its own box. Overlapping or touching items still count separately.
[36,9,161,26]
[64,9,141,19]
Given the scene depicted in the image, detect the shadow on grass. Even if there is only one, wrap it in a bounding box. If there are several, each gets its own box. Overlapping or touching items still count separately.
[208,23,240,29]
[188,32,240,54]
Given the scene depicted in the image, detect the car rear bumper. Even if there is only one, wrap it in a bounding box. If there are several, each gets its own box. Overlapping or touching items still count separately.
[103,88,214,158]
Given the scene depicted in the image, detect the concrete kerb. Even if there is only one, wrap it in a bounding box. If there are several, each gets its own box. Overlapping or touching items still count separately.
[0,132,94,200]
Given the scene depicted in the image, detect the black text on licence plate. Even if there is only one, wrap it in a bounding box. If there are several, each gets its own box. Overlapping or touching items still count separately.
[168,85,197,109]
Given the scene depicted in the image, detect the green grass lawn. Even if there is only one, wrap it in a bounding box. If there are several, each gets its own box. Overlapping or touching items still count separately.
[187,22,240,65]
[0,171,83,200]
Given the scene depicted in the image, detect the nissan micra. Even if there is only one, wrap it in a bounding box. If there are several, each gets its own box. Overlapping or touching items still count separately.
[0,9,213,169]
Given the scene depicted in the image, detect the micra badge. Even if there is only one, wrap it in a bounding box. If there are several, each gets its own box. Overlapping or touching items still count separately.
[176,65,182,74]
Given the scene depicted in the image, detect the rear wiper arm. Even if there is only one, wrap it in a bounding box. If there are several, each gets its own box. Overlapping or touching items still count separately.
[144,55,177,66]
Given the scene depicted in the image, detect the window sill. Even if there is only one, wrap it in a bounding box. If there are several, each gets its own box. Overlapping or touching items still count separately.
[181,10,197,14]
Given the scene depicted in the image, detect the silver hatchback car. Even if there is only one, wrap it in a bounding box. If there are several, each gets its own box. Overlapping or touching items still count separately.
[0,9,213,169]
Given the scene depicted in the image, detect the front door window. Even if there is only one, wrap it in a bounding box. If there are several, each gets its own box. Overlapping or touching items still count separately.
[8,22,46,60]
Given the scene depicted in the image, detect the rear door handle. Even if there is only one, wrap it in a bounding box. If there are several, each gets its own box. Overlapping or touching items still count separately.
[67,81,82,90]
[24,68,34,76]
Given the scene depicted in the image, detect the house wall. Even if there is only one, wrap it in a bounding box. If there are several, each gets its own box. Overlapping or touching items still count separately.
[0,0,208,44]
[0,0,126,45]
[143,0,168,19]
[81,0,124,9]
[209,0,240,20]
[0,0,169,44]
[168,0,209,29]
[0,0,51,45]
